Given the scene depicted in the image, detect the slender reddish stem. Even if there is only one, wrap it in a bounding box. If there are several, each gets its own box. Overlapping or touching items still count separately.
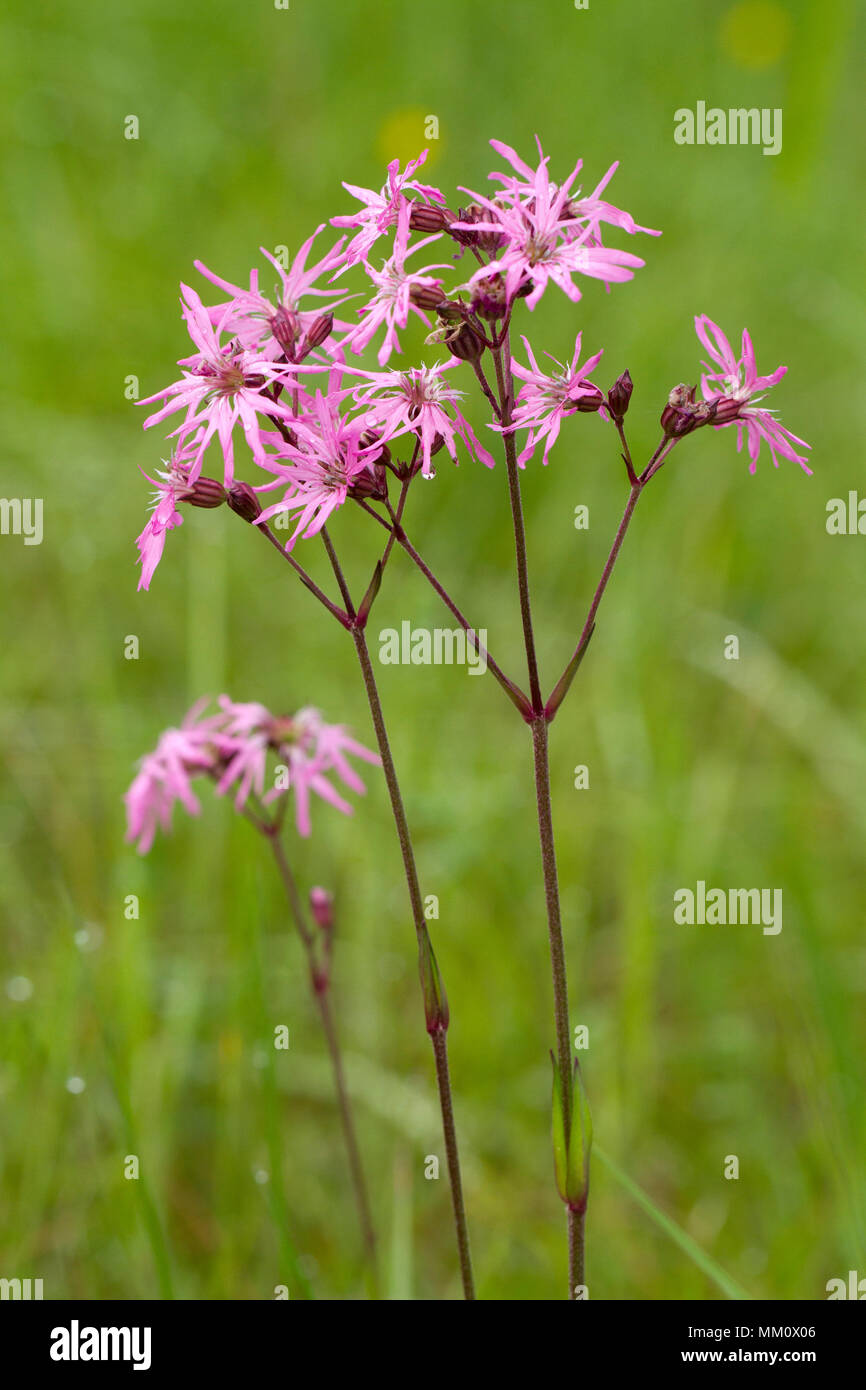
[268,833,378,1290]
[319,532,476,1300]
[490,331,580,1294]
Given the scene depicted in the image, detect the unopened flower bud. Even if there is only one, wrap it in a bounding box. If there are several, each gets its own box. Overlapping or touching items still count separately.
[348,461,389,501]
[185,477,226,509]
[359,430,392,469]
[661,384,701,438]
[418,933,449,1034]
[551,1054,593,1215]
[572,383,605,413]
[301,313,334,352]
[226,480,263,522]
[669,383,696,408]
[607,370,633,421]
[711,395,741,424]
[470,273,508,322]
[444,321,484,363]
[660,404,698,437]
[309,886,334,931]
[409,282,447,311]
[451,203,508,255]
[409,204,450,233]
[269,305,298,360]
[435,299,467,326]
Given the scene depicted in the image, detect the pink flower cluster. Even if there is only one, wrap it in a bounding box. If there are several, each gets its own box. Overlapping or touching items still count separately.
[134,139,811,589]
[125,696,380,852]
[454,138,658,311]
[694,315,811,474]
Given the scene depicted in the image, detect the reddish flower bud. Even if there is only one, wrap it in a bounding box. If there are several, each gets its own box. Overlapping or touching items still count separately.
[301,313,334,352]
[444,321,484,363]
[669,383,696,409]
[418,932,449,1035]
[185,477,226,509]
[310,886,334,931]
[661,384,702,437]
[269,305,299,360]
[660,404,698,437]
[451,202,508,255]
[571,383,605,413]
[409,204,450,233]
[711,395,742,424]
[226,480,262,522]
[359,430,392,468]
[409,282,447,311]
[470,273,508,322]
[348,462,389,501]
[607,370,633,421]
[435,299,468,325]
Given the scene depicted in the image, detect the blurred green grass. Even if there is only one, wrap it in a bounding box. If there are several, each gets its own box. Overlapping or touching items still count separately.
[1,0,865,1299]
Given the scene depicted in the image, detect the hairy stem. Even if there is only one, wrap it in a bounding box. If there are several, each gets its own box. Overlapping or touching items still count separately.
[491,332,579,1294]
[268,833,379,1291]
[318,533,476,1301]
[569,1208,586,1293]
[548,437,679,712]
[350,625,475,1300]
[491,332,544,713]
[248,513,475,1296]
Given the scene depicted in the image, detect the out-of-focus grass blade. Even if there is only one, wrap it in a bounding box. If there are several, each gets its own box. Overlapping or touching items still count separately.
[595,1146,752,1301]
[688,610,866,835]
[386,1150,414,1301]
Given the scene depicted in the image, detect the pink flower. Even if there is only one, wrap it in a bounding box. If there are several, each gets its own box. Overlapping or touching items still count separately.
[461,202,644,313]
[346,209,450,365]
[298,707,381,793]
[348,361,496,476]
[124,700,220,852]
[332,150,445,268]
[272,706,380,838]
[141,284,297,482]
[193,229,350,360]
[125,697,381,849]
[454,138,649,310]
[487,139,660,247]
[134,433,205,591]
[256,385,373,547]
[695,315,811,474]
[495,334,605,466]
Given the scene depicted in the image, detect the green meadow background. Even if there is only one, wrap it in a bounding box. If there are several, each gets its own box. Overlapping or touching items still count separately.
[1,0,864,1300]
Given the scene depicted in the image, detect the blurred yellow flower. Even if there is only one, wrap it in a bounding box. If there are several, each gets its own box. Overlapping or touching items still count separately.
[377,108,443,169]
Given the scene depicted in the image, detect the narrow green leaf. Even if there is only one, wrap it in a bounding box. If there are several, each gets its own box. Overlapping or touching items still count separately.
[418,930,449,1033]
[566,1060,593,1209]
[550,1053,568,1203]
[356,559,384,628]
[595,1146,753,1300]
[545,623,595,722]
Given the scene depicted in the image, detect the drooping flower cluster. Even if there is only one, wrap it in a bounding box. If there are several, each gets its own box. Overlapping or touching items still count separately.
[133,137,811,590]
[125,696,380,852]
